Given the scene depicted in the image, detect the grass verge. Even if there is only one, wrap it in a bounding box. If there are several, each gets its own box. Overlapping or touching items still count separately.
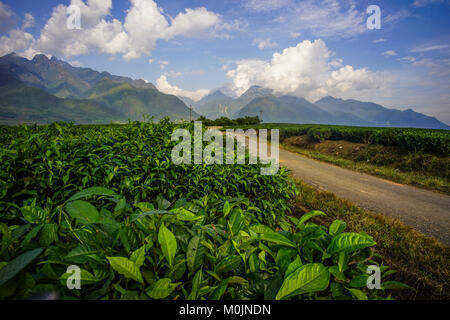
[282,142,449,195]
[292,178,450,300]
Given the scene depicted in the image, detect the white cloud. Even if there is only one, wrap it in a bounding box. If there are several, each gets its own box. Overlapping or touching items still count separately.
[69,60,82,67]
[0,29,35,58]
[252,38,277,50]
[398,56,416,63]
[164,70,182,78]
[156,75,209,101]
[159,60,169,69]
[413,0,445,7]
[290,32,301,38]
[226,39,385,101]
[373,38,386,43]
[244,0,293,12]
[383,50,397,56]
[287,0,367,38]
[0,0,226,61]
[22,13,35,30]
[0,1,16,33]
[411,44,448,53]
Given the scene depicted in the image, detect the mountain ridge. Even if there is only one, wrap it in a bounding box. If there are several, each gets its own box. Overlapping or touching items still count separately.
[0,53,198,124]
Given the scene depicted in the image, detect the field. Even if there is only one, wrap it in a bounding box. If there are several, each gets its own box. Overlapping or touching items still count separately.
[225,123,449,193]
[0,120,411,300]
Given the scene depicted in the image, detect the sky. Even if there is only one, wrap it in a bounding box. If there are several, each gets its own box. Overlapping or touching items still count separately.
[0,0,449,124]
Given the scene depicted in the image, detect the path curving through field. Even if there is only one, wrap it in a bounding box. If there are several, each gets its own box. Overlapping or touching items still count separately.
[227,131,450,245]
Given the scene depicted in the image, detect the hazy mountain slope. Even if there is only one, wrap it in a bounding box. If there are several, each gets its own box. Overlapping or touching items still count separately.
[193,86,272,119]
[178,96,196,108]
[234,95,303,123]
[86,78,198,121]
[316,96,449,129]
[194,90,233,119]
[0,72,123,124]
[229,86,272,116]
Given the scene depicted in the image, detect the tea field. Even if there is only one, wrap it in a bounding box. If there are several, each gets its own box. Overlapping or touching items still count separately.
[0,120,406,300]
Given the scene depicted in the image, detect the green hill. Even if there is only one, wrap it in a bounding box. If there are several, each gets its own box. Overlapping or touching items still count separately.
[0,73,123,124]
[84,78,198,121]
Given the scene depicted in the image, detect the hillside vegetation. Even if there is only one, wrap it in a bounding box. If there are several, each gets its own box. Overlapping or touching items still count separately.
[0,120,408,300]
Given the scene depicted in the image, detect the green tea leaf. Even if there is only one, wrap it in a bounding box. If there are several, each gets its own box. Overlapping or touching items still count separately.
[107,256,143,284]
[260,232,296,248]
[147,278,180,299]
[0,248,44,286]
[329,220,347,236]
[297,211,326,227]
[130,245,146,268]
[187,236,206,272]
[327,233,376,254]
[67,187,119,202]
[276,263,330,300]
[65,200,100,224]
[347,288,368,300]
[39,224,58,247]
[158,224,177,266]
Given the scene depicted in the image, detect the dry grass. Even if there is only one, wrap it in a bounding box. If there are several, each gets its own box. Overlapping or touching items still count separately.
[292,178,450,300]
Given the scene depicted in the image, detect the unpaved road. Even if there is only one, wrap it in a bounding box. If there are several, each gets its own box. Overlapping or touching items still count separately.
[228,131,450,245]
[279,148,450,245]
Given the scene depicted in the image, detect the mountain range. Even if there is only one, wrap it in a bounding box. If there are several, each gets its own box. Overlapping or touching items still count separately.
[0,53,448,129]
[187,86,449,129]
[0,53,197,124]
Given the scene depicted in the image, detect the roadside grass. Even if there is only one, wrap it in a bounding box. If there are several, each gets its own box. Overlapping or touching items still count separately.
[292,179,450,300]
[281,138,449,195]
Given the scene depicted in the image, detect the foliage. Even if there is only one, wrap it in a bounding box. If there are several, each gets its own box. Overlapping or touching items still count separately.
[0,188,403,300]
[226,123,450,155]
[307,128,332,142]
[197,116,261,127]
[0,120,406,300]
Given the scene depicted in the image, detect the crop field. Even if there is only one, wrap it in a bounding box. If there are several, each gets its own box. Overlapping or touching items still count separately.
[0,120,408,300]
[227,123,450,155]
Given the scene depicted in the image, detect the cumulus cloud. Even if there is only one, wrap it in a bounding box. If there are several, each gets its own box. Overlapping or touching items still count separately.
[226,39,385,101]
[0,0,227,60]
[156,75,210,101]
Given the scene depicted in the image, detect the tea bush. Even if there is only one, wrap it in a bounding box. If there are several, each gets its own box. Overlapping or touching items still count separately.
[0,120,407,300]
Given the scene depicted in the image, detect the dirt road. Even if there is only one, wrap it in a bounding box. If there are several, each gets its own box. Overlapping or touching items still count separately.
[228,131,450,245]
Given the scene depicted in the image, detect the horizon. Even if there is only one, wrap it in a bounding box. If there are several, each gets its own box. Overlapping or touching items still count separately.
[0,0,449,124]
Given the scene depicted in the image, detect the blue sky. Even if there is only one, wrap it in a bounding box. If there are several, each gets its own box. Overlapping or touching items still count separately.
[0,0,449,124]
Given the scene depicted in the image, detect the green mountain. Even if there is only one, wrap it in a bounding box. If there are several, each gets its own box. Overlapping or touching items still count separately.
[0,53,199,124]
[84,78,198,121]
[0,72,123,124]
[0,52,156,99]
